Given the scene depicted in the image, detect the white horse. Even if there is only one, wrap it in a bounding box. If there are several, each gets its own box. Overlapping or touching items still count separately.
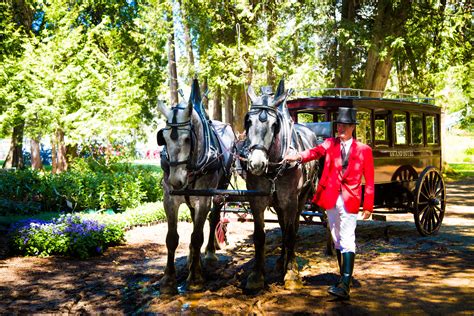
[157,79,235,294]
[242,80,319,291]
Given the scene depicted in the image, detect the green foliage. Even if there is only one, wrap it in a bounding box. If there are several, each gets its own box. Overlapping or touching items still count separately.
[8,202,191,259]
[9,214,125,259]
[445,163,474,181]
[0,159,163,215]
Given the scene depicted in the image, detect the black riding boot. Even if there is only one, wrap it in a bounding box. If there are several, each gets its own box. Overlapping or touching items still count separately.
[328,252,355,300]
[336,249,342,275]
[328,249,343,290]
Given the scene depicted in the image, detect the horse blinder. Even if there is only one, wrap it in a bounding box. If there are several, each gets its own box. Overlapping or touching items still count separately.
[157,129,166,146]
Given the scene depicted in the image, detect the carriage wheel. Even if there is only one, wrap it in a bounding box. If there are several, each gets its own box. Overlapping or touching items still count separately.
[391,164,418,182]
[413,166,446,236]
[391,165,418,209]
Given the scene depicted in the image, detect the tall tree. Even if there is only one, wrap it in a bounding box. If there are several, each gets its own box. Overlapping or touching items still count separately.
[363,0,411,96]
[0,0,34,169]
[167,2,179,105]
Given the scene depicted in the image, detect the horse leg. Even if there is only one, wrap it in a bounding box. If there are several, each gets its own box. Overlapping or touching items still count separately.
[160,201,180,295]
[283,199,303,290]
[204,199,222,262]
[246,204,266,291]
[186,199,209,291]
[274,206,287,273]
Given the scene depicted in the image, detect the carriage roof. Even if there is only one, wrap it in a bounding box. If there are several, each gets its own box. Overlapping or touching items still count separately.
[287,88,439,114]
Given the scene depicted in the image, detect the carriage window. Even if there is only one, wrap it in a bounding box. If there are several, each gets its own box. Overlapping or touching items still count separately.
[426,115,439,144]
[314,113,326,122]
[356,110,372,145]
[411,114,423,145]
[298,113,313,123]
[394,112,407,145]
[297,112,326,123]
[374,112,389,145]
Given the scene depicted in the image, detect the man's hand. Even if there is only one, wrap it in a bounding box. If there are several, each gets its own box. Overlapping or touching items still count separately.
[362,210,371,220]
[285,153,301,162]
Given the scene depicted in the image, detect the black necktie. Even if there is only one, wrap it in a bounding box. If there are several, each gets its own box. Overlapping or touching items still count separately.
[341,143,346,162]
[341,143,348,173]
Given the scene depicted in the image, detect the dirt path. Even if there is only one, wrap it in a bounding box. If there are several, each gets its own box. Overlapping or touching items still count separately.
[0,179,473,314]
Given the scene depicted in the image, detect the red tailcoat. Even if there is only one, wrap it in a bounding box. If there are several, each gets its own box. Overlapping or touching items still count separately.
[300,137,374,214]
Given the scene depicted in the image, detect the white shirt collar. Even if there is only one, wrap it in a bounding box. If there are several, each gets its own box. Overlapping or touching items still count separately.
[341,138,353,149]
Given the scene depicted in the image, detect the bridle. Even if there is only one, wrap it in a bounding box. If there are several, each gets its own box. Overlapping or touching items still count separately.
[245,104,281,155]
[158,106,196,169]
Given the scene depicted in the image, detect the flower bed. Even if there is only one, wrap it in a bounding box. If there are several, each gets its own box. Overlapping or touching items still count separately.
[9,214,124,259]
[8,202,191,259]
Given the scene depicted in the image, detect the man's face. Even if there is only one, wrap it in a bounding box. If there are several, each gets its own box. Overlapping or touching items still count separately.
[337,123,355,141]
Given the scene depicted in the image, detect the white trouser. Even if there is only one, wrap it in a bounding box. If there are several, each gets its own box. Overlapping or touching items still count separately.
[326,194,358,253]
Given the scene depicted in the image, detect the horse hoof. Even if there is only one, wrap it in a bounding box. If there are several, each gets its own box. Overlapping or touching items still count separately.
[204,252,218,262]
[246,271,265,291]
[284,271,303,290]
[159,275,178,295]
[186,275,205,292]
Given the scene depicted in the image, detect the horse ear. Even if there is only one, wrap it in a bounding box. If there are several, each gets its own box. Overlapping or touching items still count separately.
[275,79,285,98]
[272,91,287,107]
[247,85,259,104]
[189,78,202,107]
[272,88,293,107]
[157,99,170,119]
[187,96,193,117]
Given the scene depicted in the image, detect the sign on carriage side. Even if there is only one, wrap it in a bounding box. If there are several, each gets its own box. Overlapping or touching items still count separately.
[389,150,415,157]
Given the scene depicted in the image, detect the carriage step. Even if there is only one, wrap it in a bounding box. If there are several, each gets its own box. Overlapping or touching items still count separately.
[169,189,270,197]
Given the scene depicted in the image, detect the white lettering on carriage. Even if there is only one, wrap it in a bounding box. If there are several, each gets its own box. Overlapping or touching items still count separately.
[389,151,414,157]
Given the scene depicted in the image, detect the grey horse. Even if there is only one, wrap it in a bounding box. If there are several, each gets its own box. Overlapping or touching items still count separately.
[242,80,318,291]
[157,79,235,294]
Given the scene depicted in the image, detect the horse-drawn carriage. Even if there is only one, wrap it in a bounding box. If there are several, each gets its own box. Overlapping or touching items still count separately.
[287,88,446,237]
[156,80,446,293]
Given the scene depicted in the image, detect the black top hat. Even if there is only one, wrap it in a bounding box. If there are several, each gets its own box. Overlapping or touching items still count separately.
[335,107,358,124]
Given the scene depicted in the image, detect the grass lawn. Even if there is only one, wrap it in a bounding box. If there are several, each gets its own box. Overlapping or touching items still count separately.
[445,162,474,181]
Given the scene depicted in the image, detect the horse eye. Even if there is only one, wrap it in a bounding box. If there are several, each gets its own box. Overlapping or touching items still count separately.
[184,137,190,144]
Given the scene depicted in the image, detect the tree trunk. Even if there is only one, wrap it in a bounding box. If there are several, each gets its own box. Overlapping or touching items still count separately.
[363,0,411,97]
[234,85,248,134]
[213,86,222,121]
[53,128,68,174]
[2,123,24,169]
[225,89,233,125]
[51,135,57,174]
[335,0,357,88]
[167,8,179,105]
[266,11,276,88]
[30,137,43,170]
[179,0,195,79]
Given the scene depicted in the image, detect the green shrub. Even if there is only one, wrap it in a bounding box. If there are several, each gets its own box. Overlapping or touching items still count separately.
[0,158,163,215]
[7,202,193,258]
[9,214,125,259]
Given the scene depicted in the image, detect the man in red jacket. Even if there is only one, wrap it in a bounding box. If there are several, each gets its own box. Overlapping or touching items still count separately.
[285,107,374,300]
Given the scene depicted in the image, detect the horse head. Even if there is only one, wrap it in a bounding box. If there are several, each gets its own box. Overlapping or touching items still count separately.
[244,80,289,176]
[156,93,196,190]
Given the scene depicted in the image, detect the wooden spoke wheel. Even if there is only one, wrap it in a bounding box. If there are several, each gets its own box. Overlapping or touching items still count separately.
[391,165,418,210]
[413,167,446,236]
[391,164,418,182]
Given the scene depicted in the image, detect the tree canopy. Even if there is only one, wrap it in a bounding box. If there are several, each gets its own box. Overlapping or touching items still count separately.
[0,0,472,170]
